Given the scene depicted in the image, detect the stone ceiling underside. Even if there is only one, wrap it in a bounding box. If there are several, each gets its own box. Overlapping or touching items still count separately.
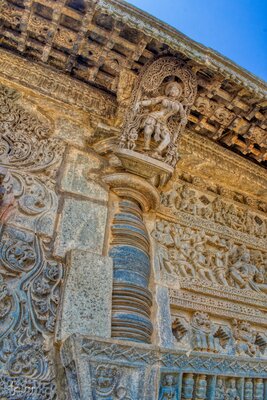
[0,0,266,167]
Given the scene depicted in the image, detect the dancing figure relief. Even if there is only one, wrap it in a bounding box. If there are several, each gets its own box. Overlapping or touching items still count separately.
[119,57,197,167]
[133,81,187,158]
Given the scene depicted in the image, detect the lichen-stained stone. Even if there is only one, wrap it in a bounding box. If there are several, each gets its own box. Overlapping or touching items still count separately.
[57,250,113,340]
[60,148,108,202]
[55,118,93,148]
[54,198,107,257]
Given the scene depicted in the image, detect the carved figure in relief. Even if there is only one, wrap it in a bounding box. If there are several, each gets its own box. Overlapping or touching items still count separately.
[213,249,229,286]
[134,82,187,157]
[232,320,259,357]
[225,379,240,400]
[161,180,267,239]
[119,57,197,166]
[93,365,133,399]
[191,244,216,283]
[152,221,174,274]
[159,374,179,400]
[191,312,219,352]
[215,378,226,400]
[179,185,198,215]
[228,247,266,292]
[171,234,195,278]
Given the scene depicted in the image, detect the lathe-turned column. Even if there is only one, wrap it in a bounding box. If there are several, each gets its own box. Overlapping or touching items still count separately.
[104,173,159,343]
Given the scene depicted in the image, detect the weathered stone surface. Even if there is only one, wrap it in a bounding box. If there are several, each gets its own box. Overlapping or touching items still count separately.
[1,0,267,398]
[54,198,107,257]
[58,250,113,340]
[60,147,108,202]
[55,118,93,148]
[155,285,173,348]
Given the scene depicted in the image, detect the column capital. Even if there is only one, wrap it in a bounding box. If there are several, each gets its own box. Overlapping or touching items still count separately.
[103,172,160,212]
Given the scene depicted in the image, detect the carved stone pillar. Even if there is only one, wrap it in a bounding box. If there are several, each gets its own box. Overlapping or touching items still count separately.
[182,373,194,400]
[254,378,264,400]
[104,173,159,343]
[195,374,207,400]
[244,378,253,400]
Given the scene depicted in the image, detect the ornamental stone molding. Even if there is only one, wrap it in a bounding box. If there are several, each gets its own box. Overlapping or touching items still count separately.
[0,0,267,399]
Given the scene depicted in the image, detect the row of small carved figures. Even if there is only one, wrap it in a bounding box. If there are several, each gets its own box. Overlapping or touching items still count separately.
[172,312,267,358]
[153,223,267,293]
[177,172,267,214]
[159,373,265,400]
[161,184,267,238]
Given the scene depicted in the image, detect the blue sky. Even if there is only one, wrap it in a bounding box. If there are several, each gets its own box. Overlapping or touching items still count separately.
[127,0,267,82]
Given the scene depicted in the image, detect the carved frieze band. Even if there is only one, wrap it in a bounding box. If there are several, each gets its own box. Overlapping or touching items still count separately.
[0,49,116,118]
[62,336,267,399]
[178,278,267,308]
[78,338,267,376]
[181,130,267,186]
[97,0,267,99]
[169,289,267,326]
[157,210,267,249]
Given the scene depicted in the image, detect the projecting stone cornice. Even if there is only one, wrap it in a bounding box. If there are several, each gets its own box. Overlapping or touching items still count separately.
[179,130,267,199]
[0,48,117,119]
[100,0,267,97]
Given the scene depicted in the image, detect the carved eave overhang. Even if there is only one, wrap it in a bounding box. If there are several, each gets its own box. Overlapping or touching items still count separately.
[0,0,266,166]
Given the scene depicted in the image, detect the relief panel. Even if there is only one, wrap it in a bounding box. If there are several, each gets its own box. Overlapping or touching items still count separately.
[0,83,65,398]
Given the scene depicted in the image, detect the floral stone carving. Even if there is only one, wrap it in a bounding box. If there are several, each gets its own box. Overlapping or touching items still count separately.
[0,83,64,398]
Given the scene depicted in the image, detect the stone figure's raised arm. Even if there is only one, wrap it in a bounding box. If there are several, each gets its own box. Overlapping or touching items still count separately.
[135,96,164,111]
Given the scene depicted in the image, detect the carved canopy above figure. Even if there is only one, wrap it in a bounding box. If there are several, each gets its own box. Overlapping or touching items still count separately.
[119,57,197,168]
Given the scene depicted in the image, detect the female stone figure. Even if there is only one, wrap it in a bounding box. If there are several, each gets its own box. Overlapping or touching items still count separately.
[134,81,187,158]
[225,378,240,400]
[215,378,226,400]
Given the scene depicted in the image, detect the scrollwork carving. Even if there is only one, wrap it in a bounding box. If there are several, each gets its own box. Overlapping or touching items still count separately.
[0,226,63,381]
[0,375,56,400]
[0,83,65,237]
[0,83,64,398]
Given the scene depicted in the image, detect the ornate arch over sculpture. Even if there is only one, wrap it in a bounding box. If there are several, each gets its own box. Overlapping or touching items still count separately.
[119,56,197,167]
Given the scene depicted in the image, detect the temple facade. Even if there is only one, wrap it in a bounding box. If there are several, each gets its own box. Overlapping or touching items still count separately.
[0,0,267,399]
